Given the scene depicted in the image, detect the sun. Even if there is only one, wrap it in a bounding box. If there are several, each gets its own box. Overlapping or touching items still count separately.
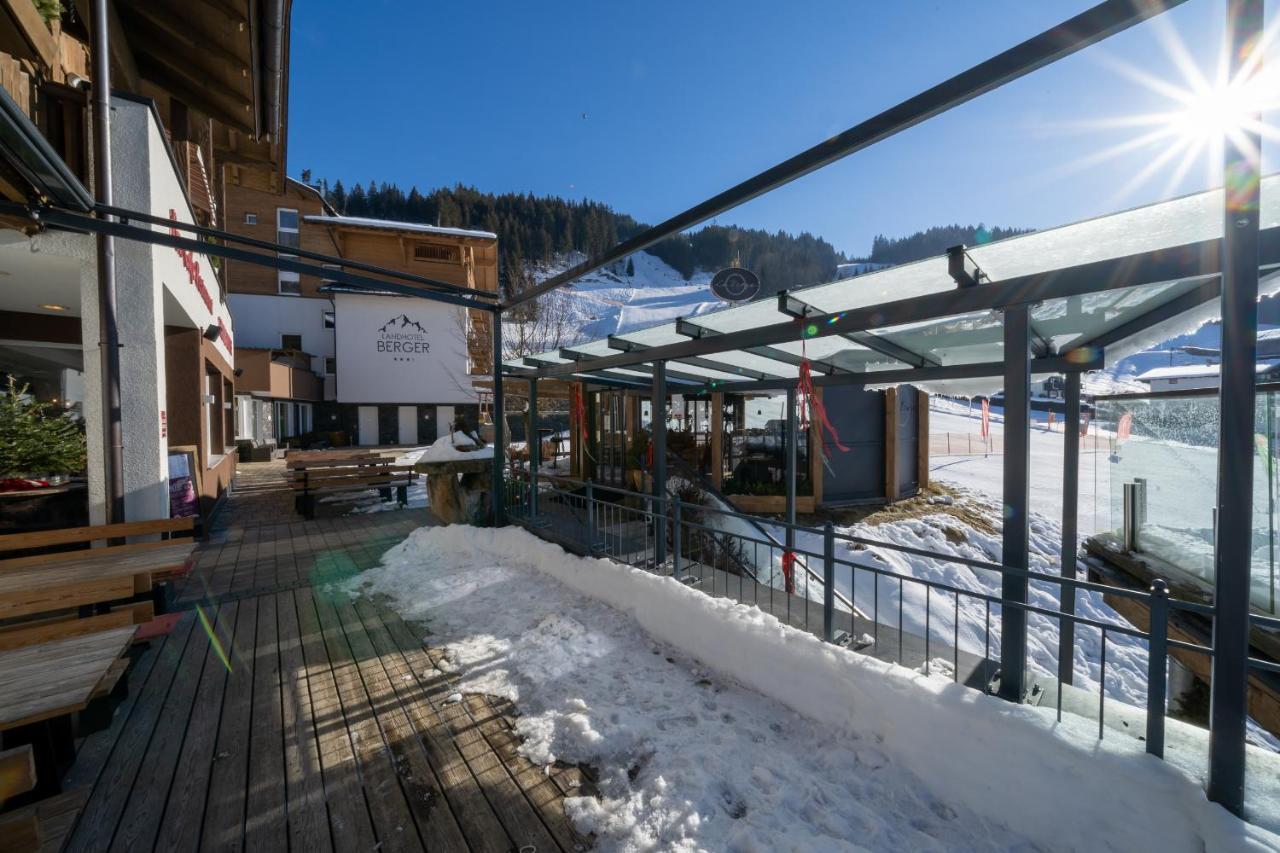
[1042,12,1278,204]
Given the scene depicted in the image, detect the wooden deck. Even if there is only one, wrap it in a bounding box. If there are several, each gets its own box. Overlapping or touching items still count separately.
[60,460,591,853]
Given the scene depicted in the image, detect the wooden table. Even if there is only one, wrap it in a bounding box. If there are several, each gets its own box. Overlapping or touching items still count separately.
[0,627,137,730]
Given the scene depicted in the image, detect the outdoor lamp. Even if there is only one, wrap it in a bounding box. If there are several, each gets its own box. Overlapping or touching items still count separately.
[203,323,222,341]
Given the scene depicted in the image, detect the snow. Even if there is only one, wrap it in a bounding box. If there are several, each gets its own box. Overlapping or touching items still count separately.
[419,432,494,462]
[302,214,497,239]
[347,525,1278,852]
[530,251,725,345]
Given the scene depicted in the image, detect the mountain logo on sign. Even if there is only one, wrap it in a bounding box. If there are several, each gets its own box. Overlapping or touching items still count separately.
[375,313,430,361]
[379,314,427,334]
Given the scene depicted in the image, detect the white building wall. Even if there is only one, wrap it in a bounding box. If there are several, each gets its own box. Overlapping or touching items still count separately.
[228,292,334,380]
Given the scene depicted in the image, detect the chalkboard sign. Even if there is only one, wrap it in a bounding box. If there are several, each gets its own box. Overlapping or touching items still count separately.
[167,446,202,521]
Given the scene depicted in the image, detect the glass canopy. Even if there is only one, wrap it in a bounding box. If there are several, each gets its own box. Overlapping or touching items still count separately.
[507,176,1280,393]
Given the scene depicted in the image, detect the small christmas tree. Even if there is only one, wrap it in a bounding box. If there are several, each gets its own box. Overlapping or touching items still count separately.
[0,376,86,477]
[626,257,635,277]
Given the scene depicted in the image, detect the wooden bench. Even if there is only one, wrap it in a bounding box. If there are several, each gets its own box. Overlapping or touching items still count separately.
[287,458,417,519]
[0,519,196,648]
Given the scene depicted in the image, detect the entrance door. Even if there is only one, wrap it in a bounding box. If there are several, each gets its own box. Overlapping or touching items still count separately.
[378,406,398,445]
[437,405,455,439]
[397,406,417,445]
[357,406,378,446]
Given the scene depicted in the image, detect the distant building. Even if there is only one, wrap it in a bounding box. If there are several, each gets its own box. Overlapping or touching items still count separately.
[1136,362,1280,392]
[223,183,498,448]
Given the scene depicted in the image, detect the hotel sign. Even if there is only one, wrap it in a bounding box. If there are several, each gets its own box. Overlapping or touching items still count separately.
[375,314,431,361]
[335,293,475,404]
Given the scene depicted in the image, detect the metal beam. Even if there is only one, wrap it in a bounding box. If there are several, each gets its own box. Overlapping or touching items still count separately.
[1059,371,1082,688]
[1207,0,1262,816]
[505,0,1189,308]
[91,202,495,301]
[652,362,667,565]
[528,377,539,519]
[999,305,1032,702]
[520,230,1269,381]
[492,311,505,525]
[557,347,741,387]
[778,290,940,367]
[8,203,497,313]
[675,317,840,374]
[607,335,781,380]
[786,387,797,553]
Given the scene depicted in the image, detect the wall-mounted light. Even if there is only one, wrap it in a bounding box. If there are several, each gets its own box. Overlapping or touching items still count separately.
[947,245,986,289]
[233,368,244,378]
[39,303,69,311]
[203,323,222,341]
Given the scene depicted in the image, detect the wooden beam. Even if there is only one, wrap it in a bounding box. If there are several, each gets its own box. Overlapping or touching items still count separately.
[72,0,140,91]
[0,745,36,802]
[134,53,254,134]
[884,387,899,502]
[120,4,249,72]
[0,0,59,69]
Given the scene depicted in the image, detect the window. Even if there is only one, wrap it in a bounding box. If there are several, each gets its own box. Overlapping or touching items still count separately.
[323,311,335,329]
[281,334,303,351]
[277,208,300,251]
[412,242,459,263]
[244,212,257,225]
[325,357,336,375]
[278,271,301,295]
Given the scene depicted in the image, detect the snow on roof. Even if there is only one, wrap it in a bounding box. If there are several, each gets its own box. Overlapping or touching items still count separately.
[1135,362,1277,381]
[304,215,497,240]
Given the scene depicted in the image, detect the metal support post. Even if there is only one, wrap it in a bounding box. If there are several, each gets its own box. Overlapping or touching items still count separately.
[1146,579,1170,758]
[1208,0,1262,815]
[1059,371,1081,686]
[585,478,595,548]
[653,362,667,565]
[673,499,682,576]
[91,0,125,524]
[491,310,505,525]
[786,387,798,553]
[528,378,539,520]
[999,304,1031,702]
[823,522,835,643]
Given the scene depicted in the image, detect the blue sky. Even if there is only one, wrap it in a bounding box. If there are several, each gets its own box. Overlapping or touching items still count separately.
[288,1,1276,257]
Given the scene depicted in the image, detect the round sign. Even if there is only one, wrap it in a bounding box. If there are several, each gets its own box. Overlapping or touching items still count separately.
[710,267,761,303]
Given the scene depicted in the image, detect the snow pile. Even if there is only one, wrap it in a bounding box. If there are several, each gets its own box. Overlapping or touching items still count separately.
[419,432,494,463]
[349,525,1277,852]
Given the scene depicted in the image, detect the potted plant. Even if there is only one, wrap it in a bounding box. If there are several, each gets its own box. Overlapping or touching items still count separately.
[0,376,86,489]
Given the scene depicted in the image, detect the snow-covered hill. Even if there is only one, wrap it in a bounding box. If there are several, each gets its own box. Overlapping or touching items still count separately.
[530,251,724,346]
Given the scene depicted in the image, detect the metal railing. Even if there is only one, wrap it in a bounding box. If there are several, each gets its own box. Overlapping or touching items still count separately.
[501,472,1242,773]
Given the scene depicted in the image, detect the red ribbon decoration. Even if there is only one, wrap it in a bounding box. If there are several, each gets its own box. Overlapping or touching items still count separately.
[797,356,849,462]
[780,550,797,595]
[572,384,594,461]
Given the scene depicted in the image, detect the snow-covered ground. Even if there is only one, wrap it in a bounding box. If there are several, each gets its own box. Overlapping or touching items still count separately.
[348,525,1278,852]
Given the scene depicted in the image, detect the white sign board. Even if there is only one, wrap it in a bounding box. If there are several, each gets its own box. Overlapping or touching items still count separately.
[334,292,476,404]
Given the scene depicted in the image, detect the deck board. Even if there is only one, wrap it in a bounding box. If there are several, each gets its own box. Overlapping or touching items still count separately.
[55,459,583,853]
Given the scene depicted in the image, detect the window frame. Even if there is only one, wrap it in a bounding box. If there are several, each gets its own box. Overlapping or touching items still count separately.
[280,333,303,352]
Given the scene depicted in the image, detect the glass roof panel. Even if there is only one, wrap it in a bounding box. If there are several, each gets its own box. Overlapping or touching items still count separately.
[874,311,1005,366]
[519,175,1279,375]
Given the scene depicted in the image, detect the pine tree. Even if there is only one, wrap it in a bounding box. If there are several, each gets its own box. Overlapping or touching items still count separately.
[0,377,86,477]
[625,258,635,277]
